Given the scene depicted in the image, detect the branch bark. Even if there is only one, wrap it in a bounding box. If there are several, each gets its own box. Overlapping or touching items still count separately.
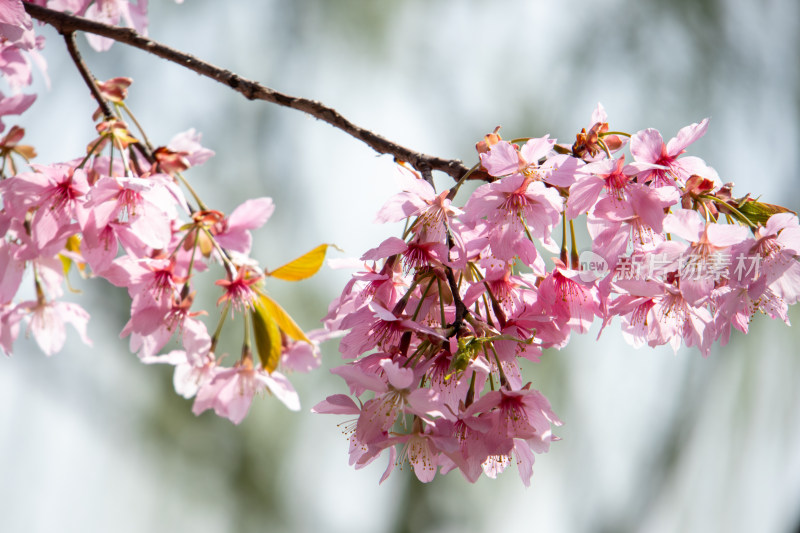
[23,2,471,180]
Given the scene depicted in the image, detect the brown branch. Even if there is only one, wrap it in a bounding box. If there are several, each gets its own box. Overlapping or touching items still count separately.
[63,28,157,169]
[444,264,468,337]
[23,2,471,180]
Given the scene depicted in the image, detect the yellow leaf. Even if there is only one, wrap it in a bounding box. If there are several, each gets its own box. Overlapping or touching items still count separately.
[268,244,331,281]
[60,253,72,276]
[60,234,87,279]
[257,294,310,343]
[251,304,281,373]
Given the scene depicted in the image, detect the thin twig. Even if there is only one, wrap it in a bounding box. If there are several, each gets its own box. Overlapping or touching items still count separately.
[62,31,113,120]
[444,264,468,336]
[23,2,471,180]
[444,227,469,336]
[62,21,158,168]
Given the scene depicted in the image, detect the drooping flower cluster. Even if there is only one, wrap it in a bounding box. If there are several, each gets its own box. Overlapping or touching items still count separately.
[0,1,331,424]
[314,104,800,484]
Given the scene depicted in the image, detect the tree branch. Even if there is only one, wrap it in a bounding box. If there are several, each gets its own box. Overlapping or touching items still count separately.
[62,31,113,120]
[23,2,471,180]
[63,27,156,170]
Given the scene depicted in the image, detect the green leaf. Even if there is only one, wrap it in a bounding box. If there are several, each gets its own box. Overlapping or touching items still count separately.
[738,200,795,226]
[268,244,332,281]
[257,294,310,344]
[251,303,281,373]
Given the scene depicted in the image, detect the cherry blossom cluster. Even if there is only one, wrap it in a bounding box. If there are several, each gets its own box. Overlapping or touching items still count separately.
[1,0,330,424]
[314,105,800,485]
[2,0,799,487]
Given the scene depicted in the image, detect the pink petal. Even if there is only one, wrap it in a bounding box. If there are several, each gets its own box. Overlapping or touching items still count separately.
[379,358,414,389]
[766,212,800,236]
[480,141,520,177]
[330,364,387,394]
[543,153,582,187]
[29,304,65,356]
[566,175,604,219]
[259,370,301,411]
[663,209,704,242]
[666,118,709,156]
[0,91,35,116]
[361,236,408,261]
[590,102,608,125]
[311,394,361,415]
[370,302,399,322]
[0,0,33,39]
[379,446,397,484]
[0,241,24,303]
[630,186,669,232]
[168,129,215,166]
[672,155,719,183]
[374,191,427,223]
[227,197,274,230]
[60,302,92,347]
[409,438,437,483]
[514,439,536,488]
[630,128,664,164]
[706,223,747,247]
[182,317,211,365]
[518,136,554,165]
[777,226,800,254]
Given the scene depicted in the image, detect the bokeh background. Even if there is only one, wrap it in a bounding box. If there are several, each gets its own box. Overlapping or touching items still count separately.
[2,1,799,532]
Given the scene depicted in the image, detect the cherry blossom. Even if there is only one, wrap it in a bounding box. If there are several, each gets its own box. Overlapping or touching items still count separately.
[630,119,719,188]
[192,360,301,424]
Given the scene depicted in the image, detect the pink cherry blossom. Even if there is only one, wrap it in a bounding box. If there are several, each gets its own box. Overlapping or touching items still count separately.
[212,197,274,254]
[479,137,552,178]
[374,170,462,244]
[12,298,92,356]
[536,262,601,334]
[142,347,218,399]
[462,175,563,263]
[566,156,661,219]
[630,119,719,188]
[713,285,788,346]
[393,426,455,483]
[165,128,215,168]
[662,209,748,305]
[466,386,561,450]
[614,278,715,355]
[0,164,88,254]
[82,173,182,252]
[281,328,342,373]
[588,184,679,269]
[193,361,300,424]
[215,266,262,313]
[739,213,800,305]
